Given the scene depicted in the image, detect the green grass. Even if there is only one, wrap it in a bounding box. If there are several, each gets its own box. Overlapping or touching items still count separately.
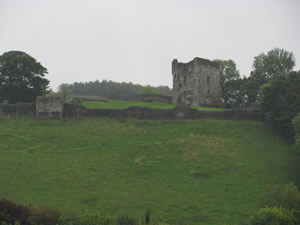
[0,118,299,225]
[82,100,176,109]
[82,100,226,111]
[190,105,227,111]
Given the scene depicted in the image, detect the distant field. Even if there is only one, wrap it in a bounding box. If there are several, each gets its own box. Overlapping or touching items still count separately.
[0,118,299,225]
[82,100,226,111]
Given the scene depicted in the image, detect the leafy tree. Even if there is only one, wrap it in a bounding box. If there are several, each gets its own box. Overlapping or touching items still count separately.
[0,51,49,103]
[244,76,267,104]
[260,71,300,136]
[138,85,158,95]
[248,48,295,103]
[58,83,72,103]
[214,59,241,107]
[292,113,300,152]
[155,85,172,96]
[252,48,295,80]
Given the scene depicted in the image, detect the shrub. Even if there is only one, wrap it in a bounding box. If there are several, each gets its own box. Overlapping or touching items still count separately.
[256,183,300,223]
[28,206,62,225]
[0,199,31,225]
[116,214,138,225]
[251,207,297,225]
[80,212,112,225]
[59,211,112,225]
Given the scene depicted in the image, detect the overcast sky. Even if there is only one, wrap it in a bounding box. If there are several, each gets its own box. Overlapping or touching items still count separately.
[1,0,300,91]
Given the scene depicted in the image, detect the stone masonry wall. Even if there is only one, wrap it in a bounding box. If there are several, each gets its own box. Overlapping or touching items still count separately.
[63,104,264,121]
[0,102,264,121]
[36,96,63,118]
[172,57,223,107]
[0,103,36,117]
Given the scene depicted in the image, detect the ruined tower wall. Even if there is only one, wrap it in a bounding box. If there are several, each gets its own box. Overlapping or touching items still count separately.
[172,57,223,107]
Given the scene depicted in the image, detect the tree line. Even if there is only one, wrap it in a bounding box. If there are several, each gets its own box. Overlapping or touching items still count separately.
[61,80,171,100]
[215,48,296,108]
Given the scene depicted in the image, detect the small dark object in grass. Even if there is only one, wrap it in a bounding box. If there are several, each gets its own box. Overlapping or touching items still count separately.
[220,167,230,172]
[27,149,35,154]
[190,171,212,178]
[146,209,151,225]
[156,155,163,160]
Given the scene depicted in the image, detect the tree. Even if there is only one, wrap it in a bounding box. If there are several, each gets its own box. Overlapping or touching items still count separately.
[214,59,242,107]
[0,51,49,103]
[58,83,72,103]
[260,71,300,136]
[248,48,295,103]
[138,85,158,95]
[292,113,300,152]
[252,48,295,80]
[244,76,266,104]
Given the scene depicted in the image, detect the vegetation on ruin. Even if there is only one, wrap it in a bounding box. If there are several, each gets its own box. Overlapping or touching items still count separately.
[0,118,299,225]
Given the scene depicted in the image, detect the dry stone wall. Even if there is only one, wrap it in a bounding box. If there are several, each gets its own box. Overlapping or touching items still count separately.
[63,104,264,121]
[0,99,264,121]
[0,103,36,117]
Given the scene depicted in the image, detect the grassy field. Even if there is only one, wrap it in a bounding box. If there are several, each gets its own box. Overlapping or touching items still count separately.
[82,100,225,111]
[0,118,299,225]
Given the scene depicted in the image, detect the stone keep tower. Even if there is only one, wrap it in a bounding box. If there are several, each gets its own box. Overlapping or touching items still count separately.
[172,57,222,107]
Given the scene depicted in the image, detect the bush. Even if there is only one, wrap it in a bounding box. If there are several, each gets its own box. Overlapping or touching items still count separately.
[0,199,31,225]
[256,183,300,223]
[59,211,112,225]
[116,214,138,225]
[251,207,297,225]
[292,113,300,152]
[28,207,62,225]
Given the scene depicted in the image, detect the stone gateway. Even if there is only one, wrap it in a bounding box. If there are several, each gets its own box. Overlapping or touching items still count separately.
[172,57,223,107]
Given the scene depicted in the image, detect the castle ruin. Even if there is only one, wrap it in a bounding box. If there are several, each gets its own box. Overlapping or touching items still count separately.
[172,57,223,107]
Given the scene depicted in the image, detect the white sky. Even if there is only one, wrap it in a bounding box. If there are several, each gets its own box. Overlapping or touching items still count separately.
[1,0,300,91]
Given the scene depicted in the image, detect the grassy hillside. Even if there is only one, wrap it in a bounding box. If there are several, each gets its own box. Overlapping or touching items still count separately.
[82,100,225,111]
[0,118,299,225]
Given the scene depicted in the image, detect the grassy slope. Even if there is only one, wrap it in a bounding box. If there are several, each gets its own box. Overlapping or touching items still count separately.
[0,118,299,225]
[82,100,225,111]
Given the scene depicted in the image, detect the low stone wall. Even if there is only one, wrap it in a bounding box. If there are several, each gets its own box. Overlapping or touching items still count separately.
[63,104,264,121]
[0,103,36,117]
[0,102,264,121]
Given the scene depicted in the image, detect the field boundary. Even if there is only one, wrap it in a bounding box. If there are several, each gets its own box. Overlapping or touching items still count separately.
[63,104,264,121]
[0,103,264,121]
